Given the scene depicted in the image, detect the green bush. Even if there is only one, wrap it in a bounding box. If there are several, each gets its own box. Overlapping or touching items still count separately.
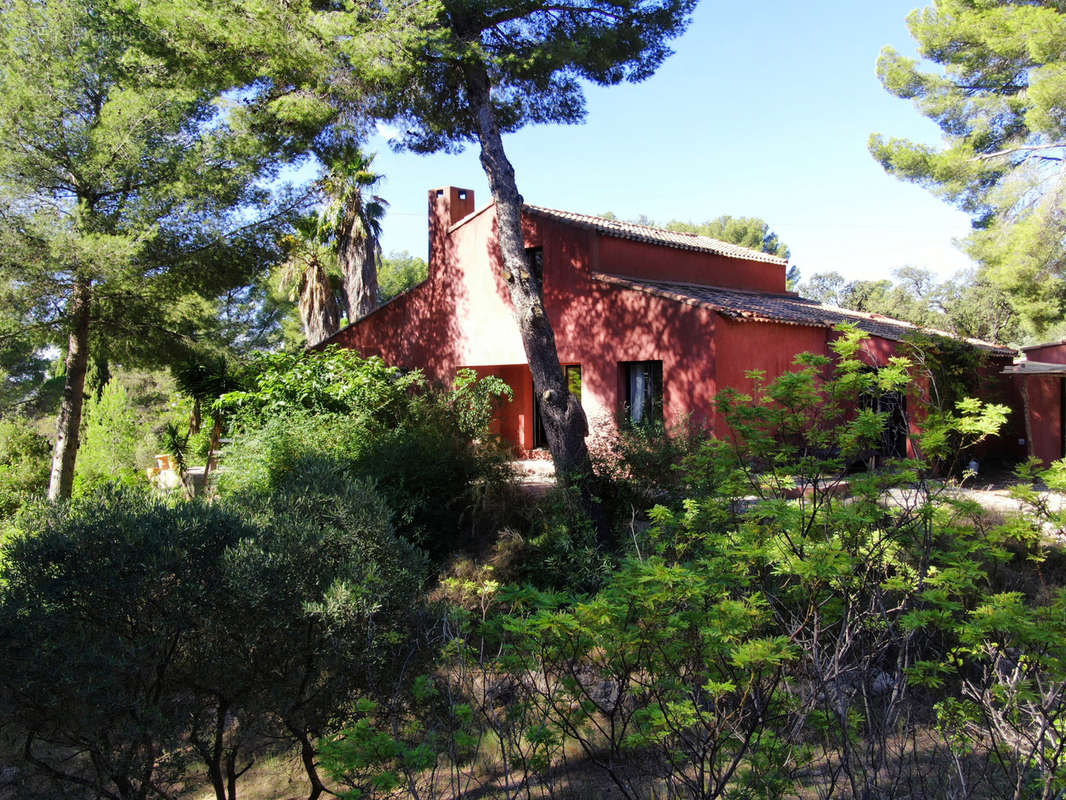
[216,346,425,430]
[74,379,144,494]
[214,463,429,798]
[511,484,614,594]
[590,414,708,514]
[216,349,512,559]
[0,488,251,800]
[309,329,1066,800]
[0,417,49,519]
[218,409,506,559]
[0,475,429,800]
[326,327,1027,800]
[468,328,1022,799]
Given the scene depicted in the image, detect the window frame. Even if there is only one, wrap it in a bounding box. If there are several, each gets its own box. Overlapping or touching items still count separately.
[622,360,664,427]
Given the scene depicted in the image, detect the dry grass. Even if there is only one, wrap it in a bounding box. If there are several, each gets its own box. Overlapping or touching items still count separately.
[172,734,651,800]
[177,749,309,800]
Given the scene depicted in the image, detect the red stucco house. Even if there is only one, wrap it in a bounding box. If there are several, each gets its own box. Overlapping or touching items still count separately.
[323,186,1023,462]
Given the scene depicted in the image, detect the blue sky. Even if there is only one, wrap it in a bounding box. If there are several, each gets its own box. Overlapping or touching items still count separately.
[363,0,970,285]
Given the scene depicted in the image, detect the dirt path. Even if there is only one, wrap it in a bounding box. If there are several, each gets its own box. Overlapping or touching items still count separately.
[513,458,556,496]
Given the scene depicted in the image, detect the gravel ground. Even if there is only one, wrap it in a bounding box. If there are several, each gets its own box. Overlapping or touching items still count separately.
[512,459,1066,541]
[948,485,1066,516]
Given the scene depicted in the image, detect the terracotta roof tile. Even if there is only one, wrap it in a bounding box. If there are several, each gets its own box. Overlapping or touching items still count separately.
[596,274,1016,356]
[523,205,788,265]
[1003,361,1066,375]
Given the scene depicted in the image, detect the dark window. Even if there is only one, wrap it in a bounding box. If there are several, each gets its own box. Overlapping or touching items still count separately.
[864,389,907,461]
[533,365,581,449]
[623,361,663,426]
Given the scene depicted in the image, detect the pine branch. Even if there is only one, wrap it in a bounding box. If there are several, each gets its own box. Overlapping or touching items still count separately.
[971,142,1066,162]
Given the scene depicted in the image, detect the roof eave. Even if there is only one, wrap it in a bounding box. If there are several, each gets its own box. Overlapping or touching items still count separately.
[594,273,1017,355]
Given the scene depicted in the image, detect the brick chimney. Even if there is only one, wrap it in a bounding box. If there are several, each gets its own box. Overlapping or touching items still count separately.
[428,187,475,271]
[429,187,475,227]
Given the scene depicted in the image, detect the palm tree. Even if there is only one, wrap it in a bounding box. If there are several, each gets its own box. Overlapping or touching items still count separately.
[277,214,343,346]
[320,146,387,321]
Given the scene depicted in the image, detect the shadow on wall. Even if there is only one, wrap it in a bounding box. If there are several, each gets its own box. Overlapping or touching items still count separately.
[548,258,722,433]
[327,190,471,382]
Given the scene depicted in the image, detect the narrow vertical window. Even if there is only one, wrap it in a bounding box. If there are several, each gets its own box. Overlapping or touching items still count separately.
[623,361,663,426]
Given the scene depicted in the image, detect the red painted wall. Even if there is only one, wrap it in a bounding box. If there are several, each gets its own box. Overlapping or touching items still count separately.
[1022,342,1066,364]
[967,357,1027,465]
[595,237,787,293]
[1021,376,1062,466]
[1017,341,1066,465]
[712,325,941,458]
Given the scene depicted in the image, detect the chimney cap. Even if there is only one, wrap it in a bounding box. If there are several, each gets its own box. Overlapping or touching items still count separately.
[429,186,477,228]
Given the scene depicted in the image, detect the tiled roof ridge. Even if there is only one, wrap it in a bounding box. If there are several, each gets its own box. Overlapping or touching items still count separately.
[594,273,1015,356]
[613,276,803,300]
[787,299,1011,352]
[523,204,789,266]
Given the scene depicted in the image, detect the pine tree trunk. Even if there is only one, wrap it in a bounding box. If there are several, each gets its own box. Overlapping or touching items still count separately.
[48,277,92,501]
[464,68,595,483]
[339,222,378,320]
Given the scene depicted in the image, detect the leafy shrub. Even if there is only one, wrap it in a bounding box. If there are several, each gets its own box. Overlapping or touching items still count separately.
[216,349,512,559]
[510,484,614,594]
[590,413,708,513]
[469,554,797,800]
[74,379,143,494]
[0,474,429,800]
[0,488,251,800]
[213,463,429,798]
[924,458,1066,799]
[216,346,425,430]
[468,329,1021,799]
[0,417,49,519]
[323,328,1031,800]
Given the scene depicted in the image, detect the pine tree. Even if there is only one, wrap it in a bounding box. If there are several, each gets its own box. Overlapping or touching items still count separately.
[333,0,697,484]
[0,0,323,498]
[871,0,1066,336]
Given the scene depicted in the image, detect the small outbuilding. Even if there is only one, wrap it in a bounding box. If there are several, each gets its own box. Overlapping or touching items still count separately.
[1003,342,1066,466]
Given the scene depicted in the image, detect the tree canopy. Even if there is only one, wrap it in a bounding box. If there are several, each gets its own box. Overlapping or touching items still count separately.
[378,251,429,302]
[870,0,1066,336]
[798,266,1020,344]
[666,215,790,259]
[323,0,695,491]
[338,0,697,154]
[0,0,326,497]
